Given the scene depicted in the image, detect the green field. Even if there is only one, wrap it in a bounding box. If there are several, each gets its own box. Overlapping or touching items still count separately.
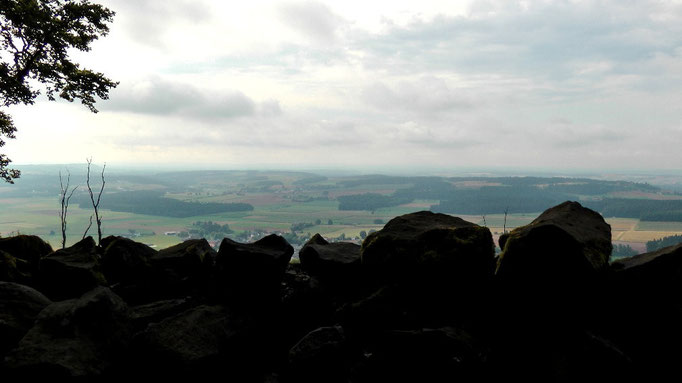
[4,168,682,251]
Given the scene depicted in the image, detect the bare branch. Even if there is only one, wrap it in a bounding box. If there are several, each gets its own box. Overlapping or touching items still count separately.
[86,157,105,245]
[83,214,93,240]
[59,169,78,249]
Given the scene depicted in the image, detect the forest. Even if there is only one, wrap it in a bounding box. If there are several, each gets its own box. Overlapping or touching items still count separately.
[76,191,254,218]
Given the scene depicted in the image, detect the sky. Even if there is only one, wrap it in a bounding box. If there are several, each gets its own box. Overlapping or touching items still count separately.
[5,0,682,173]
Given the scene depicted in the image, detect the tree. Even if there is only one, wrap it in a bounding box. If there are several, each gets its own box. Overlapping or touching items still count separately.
[84,157,105,245]
[0,0,117,182]
[58,169,77,249]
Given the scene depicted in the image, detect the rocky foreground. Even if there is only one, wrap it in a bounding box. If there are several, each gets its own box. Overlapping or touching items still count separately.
[1,201,681,382]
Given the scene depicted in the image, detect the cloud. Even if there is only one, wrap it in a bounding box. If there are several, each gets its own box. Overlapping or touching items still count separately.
[276,1,345,44]
[363,77,473,114]
[104,77,282,120]
[104,0,211,48]
[545,122,626,149]
[355,0,682,83]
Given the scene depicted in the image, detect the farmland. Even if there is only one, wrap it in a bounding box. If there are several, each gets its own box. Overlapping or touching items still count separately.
[2,166,682,255]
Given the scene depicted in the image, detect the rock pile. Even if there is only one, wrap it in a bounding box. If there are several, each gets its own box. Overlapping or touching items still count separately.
[0,201,679,381]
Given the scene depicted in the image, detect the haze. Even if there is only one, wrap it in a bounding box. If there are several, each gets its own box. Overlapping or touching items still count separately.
[5,0,682,173]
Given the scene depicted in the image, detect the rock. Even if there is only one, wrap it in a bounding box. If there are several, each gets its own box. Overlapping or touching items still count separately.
[358,211,495,327]
[487,326,633,382]
[280,264,335,353]
[100,236,158,304]
[0,250,25,284]
[288,326,349,383]
[338,285,407,332]
[492,202,613,361]
[0,235,53,283]
[350,327,486,383]
[101,236,156,285]
[38,236,107,301]
[551,331,633,383]
[0,282,51,355]
[131,304,257,379]
[216,235,293,308]
[299,234,361,281]
[600,244,682,381]
[149,238,216,299]
[361,211,495,284]
[3,286,132,380]
[610,242,682,293]
[496,201,612,281]
[130,297,196,332]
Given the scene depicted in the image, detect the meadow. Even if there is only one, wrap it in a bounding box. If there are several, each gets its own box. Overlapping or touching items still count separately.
[3,168,682,253]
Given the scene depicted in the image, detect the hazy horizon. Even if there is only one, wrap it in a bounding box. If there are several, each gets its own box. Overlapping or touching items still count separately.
[10,162,682,183]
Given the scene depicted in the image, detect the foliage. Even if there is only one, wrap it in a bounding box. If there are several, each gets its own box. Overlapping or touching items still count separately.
[76,190,254,218]
[611,244,638,259]
[0,0,117,182]
[583,199,682,222]
[646,234,682,252]
[432,186,566,215]
[281,231,310,245]
[337,193,412,211]
[292,175,327,185]
[290,221,313,232]
[189,220,232,239]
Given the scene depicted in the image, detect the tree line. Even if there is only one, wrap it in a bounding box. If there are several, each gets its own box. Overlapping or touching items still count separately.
[646,235,682,252]
[76,190,254,218]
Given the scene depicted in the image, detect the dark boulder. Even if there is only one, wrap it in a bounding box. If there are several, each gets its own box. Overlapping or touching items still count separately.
[0,282,51,355]
[288,326,349,383]
[100,235,156,285]
[488,202,617,381]
[131,304,259,380]
[600,244,682,381]
[280,263,336,355]
[550,331,633,383]
[38,236,107,301]
[361,211,495,284]
[350,327,486,383]
[100,236,158,303]
[130,297,196,332]
[358,211,495,327]
[487,326,633,382]
[3,286,132,380]
[338,285,416,333]
[149,238,216,299]
[216,235,293,308]
[496,201,612,280]
[299,234,361,281]
[0,235,53,283]
[0,250,25,284]
[610,242,682,293]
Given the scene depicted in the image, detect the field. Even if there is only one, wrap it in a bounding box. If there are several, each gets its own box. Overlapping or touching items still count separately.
[3,168,682,253]
[3,193,680,253]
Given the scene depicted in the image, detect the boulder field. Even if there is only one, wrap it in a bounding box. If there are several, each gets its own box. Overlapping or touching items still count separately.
[0,201,680,382]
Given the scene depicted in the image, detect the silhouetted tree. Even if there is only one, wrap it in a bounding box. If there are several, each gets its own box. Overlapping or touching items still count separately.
[0,0,117,182]
[59,170,77,249]
[84,157,105,245]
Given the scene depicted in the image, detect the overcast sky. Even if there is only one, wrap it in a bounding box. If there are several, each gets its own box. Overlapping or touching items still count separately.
[6,0,682,173]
